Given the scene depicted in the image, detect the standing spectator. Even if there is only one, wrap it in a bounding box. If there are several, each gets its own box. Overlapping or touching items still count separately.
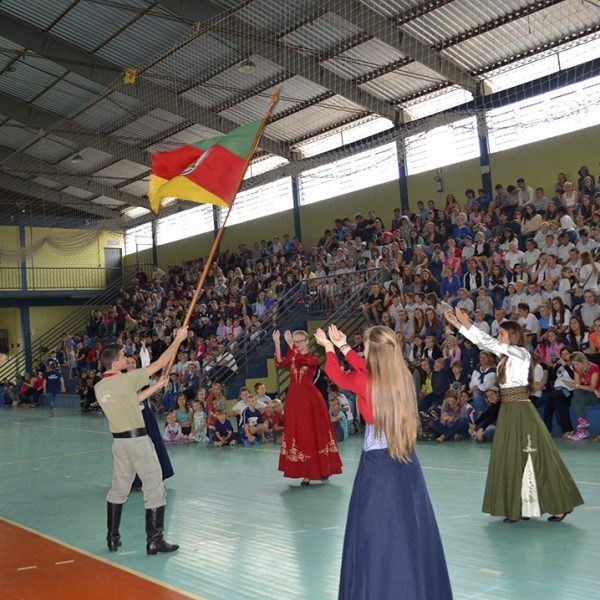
[43,363,65,417]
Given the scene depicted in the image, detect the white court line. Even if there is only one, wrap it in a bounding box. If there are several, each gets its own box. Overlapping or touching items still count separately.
[117,551,137,556]
[34,424,110,436]
[450,514,471,519]
[583,506,600,510]
[479,568,503,577]
[289,530,307,534]
[55,559,75,565]
[322,526,339,530]
[16,565,37,571]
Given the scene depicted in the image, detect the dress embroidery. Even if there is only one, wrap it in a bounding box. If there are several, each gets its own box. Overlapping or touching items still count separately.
[280,436,310,462]
[521,434,541,517]
[318,431,339,456]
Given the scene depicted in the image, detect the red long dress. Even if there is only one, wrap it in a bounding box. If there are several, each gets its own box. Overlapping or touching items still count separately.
[276,346,343,480]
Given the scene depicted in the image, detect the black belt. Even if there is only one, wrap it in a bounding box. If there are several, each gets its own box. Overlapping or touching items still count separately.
[112,427,147,439]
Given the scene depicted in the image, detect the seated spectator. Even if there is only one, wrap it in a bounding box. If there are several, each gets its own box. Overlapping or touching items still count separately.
[430,390,470,442]
[190,398,209,443]
[269,399,285,443]
[163,410,186,445]
[328,383,354,422]
[566,352,600,440]
[174,394,193,435]
[254,382,273,407]
[544,346,574,437]
[240,396,268,444]
[329,397,349,443]
[469,388,501,443]
[469,351,497,413]
[418,357,449,411]
[448,361,469,394]
[233,386,266,418]
[213,411,236,447]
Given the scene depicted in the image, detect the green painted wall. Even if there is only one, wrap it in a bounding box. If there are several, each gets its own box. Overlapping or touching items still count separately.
[29,306,83,346]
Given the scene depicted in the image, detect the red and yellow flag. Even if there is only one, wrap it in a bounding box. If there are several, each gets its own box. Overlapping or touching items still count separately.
[149,92,279,214]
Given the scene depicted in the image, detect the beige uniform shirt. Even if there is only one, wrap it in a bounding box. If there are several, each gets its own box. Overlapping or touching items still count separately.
[95,368,150,433]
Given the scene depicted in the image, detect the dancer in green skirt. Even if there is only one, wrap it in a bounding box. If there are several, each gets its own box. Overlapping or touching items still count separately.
[445,308,584,523]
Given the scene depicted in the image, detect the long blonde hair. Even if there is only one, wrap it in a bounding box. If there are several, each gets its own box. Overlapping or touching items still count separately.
[364,325,418,463]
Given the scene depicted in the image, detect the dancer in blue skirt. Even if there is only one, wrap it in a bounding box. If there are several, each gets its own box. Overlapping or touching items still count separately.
[315,324,452,600]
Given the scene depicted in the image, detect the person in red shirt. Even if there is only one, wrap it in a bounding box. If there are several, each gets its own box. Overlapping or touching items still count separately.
[314,324,452,600]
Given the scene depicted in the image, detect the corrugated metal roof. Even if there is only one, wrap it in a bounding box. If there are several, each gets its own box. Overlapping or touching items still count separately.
[72,92,143,132]
[359,0,429,20]
[33,76,100,117]
[182,54,284,109]
[0,60,61,102]
[0,120,39,150]
[50,0,150,52]
[120,177,150,197]
[267,94,365,142]
[58,147,115,173]
[96,11,190,68]
[61,185,95,199]
[442,0,600,72]
[323,38,406,80]
[219,75,328,126]
[93,159,149,186]
[92,195,126,207]
[32,176,63,189]
[230,0,317,34]
[403,0,531,46]
[361,62,446,102]
[112,108,185,144]
[281,12,362,54]
[145,33,242,93]
[22,136,75,162]
[0,0,75,30]
[146,123,222,154]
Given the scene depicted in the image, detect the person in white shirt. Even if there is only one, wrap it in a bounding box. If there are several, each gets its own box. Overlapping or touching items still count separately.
[579,291,600,328]
[232,387,266,417]
[473,310,491,335]
[556,233,575,265]
[534,222,553,249]
[504,242,524,272]
[526,282,544,314]
[516,178,535,206]
[517,303,540,337]
[523,239,541,269]
[541,234,558,258]
[545,255,562,281]
[491,308,507,337]
[576,229,597,254]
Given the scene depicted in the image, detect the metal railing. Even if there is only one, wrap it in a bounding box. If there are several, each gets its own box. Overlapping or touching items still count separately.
[204,269,382,395]
[0,264,152,383]
[0,267,122,290]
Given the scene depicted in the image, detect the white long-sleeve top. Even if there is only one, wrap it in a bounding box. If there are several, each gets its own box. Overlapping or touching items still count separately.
[459,325,530,389]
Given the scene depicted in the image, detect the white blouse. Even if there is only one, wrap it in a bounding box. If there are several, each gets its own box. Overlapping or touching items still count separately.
[459,325,530,389]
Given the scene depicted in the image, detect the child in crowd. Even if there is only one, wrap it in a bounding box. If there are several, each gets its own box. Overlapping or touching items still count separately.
[233,386,266,417]
[254,382,274,407]
[329,397,349,442]
[163,410,186,445]
[270,399,285,443]
[328,383,354,421]
[213,411,236,447]
[190,398,208,443]
[418,358,450,411]
[430,390,470,443]
[469,388,501,443]
[240,395,268,444]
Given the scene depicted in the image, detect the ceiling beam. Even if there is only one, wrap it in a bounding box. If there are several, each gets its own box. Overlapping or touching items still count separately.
[0,146,149,210]
[321,0,479,93]
[154,1,400,122]
[0,90,149,165]
[0,9,288,157]
[0,173,118,219]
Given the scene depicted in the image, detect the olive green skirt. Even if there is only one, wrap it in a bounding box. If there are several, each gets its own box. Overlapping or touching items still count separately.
[482,396,584,521]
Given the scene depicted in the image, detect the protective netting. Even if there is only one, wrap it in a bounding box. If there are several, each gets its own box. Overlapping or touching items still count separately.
[0,0,599,251]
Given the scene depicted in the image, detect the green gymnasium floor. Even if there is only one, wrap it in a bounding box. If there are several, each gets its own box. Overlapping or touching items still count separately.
[1,407,599,600]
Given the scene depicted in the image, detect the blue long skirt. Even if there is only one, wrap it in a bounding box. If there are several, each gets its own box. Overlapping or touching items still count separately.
[339,449,452,600]
[132,401,174,488]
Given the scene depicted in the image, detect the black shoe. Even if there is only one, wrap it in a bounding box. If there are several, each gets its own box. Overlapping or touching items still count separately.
[502,518,519,523]
[321,476,329,481]
[107,502,123,552]
[300,480,310,487]
[548,511,572,522]
[145,507,179,555]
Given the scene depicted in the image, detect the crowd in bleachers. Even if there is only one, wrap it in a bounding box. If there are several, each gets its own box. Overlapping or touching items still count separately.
[5,165,600,443]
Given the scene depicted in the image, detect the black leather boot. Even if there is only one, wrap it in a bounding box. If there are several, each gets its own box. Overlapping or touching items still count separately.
[145,506,179,555]
[107,502,123,552]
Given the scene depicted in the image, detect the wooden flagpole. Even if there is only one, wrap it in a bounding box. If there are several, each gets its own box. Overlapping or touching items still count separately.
[163,89,280,378]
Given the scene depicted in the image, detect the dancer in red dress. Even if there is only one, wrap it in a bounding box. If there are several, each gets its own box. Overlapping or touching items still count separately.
[273,329,343,486]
